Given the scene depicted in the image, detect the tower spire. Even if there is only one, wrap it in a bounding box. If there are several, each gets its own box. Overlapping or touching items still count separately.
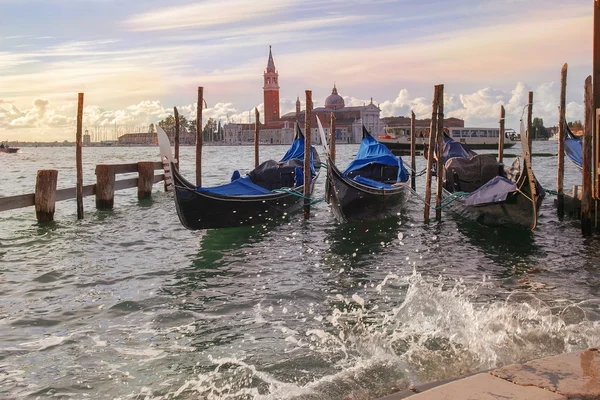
[267,45,276,71]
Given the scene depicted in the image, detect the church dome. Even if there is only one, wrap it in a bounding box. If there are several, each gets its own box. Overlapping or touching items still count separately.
[324,85,345,110]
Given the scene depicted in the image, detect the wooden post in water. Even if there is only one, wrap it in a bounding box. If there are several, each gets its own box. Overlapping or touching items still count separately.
[498,105,505,163]
[95,165,115,209]
[410,110,416,190]
[424,86,439,222]
[527,91,534,164]
[174,106,180,170]
[254,107,260,168]
[35,169,58,223]
[435,85,444,221]
[196,87,203,187]
[582,76,594,236]
[593,0,600,201]
[76,93,84,220]
[329,112,336,163]
[137,162,154,200]
[557,63,568,217]
[304,90,313,219]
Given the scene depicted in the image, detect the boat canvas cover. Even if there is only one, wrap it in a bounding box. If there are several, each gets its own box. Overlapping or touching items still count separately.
[442,135,472,162]
[463,176,517,206]
[565,125,582,168]
[196,176,272,196]
[280,137,317,175]
[352,175,395,189]
[343,134,409,182]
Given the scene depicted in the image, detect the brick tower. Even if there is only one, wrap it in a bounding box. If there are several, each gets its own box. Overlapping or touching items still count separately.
[263,46,280,126]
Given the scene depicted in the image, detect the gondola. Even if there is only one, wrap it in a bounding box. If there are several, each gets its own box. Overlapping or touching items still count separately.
[158,125,321,230]
[325,125,410,222]
[436,123,544,230]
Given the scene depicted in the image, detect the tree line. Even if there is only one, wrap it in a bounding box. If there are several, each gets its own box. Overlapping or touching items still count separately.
[149,115,224,142]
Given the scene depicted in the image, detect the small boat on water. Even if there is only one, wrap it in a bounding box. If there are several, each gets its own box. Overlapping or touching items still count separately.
[378,126,518,153]
[435,124,544,230]
[158,125,321,230]
[325,125,410,222]
[0,144,19,153]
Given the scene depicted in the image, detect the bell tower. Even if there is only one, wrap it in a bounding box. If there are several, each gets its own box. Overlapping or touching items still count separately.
[263,46,280,125]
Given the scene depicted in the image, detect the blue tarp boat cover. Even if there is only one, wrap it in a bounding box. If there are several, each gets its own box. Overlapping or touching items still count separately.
[280,137,316,175]
[343,134,409,183]
[463,176,517,206]
[565,125,582,168]
[196,176,273,196]
[442,135,472,162]
[353,175,395,189]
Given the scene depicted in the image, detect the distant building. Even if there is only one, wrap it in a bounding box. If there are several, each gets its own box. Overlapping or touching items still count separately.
[381,116,465,138]
[117,129,195,145]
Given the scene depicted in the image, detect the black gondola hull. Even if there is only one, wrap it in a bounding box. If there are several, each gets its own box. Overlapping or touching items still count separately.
[326,161,409,222]
[172,165,320,230]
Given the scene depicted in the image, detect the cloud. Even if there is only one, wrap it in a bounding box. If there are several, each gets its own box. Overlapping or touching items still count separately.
[125,0,299,32]
[0,98,74,129]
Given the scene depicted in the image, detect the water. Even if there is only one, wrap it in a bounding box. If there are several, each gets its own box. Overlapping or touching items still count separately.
[1,142,600,399]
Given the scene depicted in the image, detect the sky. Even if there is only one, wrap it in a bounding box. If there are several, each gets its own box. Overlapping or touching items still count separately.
[0,0,594,142]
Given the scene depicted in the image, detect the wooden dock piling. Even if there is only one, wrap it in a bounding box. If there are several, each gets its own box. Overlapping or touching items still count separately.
[35,170,58,223]
[424,86,439,222]
[410,110,416,190]
[95,165,115,209]
[527,91,533,162]
[196,87,203,187]
[557,63,568,217]
[254,107,260,168]
[304,90,313,220]
[137,162,155,200]
[582,76,594,236]
[76,93,84,220]
[498,105,505,164]
[174,106,180,170]
[435,85,444,221]
[329,112,336,163]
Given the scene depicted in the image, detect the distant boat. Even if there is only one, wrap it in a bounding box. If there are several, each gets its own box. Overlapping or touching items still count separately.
[378,127,518,152]
[0,144,19,153]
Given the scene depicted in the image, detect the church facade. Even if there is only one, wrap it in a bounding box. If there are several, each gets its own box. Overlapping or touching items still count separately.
[223,47,385,145]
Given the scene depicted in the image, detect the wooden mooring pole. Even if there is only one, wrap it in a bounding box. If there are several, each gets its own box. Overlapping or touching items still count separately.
[582,76,594,236]
[95,165,115,209]
[196,87,203,187]
[527,91,534,163]
[410,110,416,190]
[304,90,313,220]
[557,63,568,217]
[137,162,154,200]
[76,93,84,220]
[424,86,439,222]
[435,85,444,221]
[329,112,336,163]
[593,0,600,202]
[254,107,260,168]
[174,106,180,170]
[35,170,58,223]
[498,105,505,164]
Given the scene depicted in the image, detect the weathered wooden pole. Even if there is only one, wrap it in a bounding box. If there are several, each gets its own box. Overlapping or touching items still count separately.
[95,165,115,209]
[410,110,416,190]
[582,76,594,236]
[304,90,313,219]
[76,93,84,219]
[527,91,534,163]
[593,0,600,200]
[137,162,154,200]
[174,106,180,170]
[435,85,444,221]
[196,87,203,187]
[557,63,568,217]
[254,107,260,168]
[424,86,439,222]
[35,169,58,223]
[498,105,505,163]
[329,112,336,163]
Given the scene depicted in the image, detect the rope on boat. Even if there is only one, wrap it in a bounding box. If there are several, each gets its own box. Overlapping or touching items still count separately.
[402,161,428,177]
[271,188,326,205]
[408,187,471,210]
[544,189,560,196]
